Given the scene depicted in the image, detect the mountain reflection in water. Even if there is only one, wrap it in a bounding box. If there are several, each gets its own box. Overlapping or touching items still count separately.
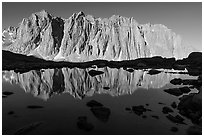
[3,66,200,135]
[3,67,184,100]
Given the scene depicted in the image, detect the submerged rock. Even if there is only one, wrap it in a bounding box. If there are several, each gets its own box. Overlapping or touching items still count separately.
[142,115,147,119]
[131,105,151,116]
[86,100,103,108]
[171,127,178,132]
[14,121,43,135]
[166,114,186,124]
[162,106,174,114]
[125,107,131,111]
[145,103,149,106]
[158,102,166,105]
[8,111,14,115]
[151,115,159,119]
[171,102,177,109]
[186,126,202,135]
[90,107,111,122]
[77,116,94,131]
[86,100,111,122]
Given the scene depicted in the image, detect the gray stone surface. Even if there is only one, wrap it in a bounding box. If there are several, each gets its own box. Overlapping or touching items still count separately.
[3,10,195,62]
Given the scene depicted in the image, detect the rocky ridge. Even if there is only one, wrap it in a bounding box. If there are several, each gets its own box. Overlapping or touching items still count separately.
[2,10,194,62]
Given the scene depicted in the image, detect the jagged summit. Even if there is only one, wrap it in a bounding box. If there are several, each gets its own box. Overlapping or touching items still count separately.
[38,9,49,14]
[2,10,195,61]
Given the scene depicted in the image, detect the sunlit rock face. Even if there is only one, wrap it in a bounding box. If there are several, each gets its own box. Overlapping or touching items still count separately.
[2,26,18,48]
[3,68,182,100]
[2,10,194,61]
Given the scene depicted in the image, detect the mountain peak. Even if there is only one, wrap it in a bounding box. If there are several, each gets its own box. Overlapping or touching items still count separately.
[2,10,195,61]
[77,11,85,15]
[75,11,85,18]
[32,9,52,19]
[38,9,49,15]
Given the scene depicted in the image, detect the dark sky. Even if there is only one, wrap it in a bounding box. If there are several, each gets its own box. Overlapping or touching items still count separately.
[2,2,202,51]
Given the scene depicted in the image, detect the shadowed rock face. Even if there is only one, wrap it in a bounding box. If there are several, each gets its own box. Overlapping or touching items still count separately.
[2,10,195,61]
[2,67,183,100]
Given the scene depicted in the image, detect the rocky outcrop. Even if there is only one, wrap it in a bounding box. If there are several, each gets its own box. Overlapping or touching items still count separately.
[3,10,195,61]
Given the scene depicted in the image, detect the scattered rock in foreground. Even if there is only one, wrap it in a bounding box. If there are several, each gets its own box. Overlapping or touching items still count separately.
[131,105,151,116]
[77,116,94,131]
[158,102,166,105]
[86,100,103,108]
[142,115,147,119]
[171,102,177,109]
[178,91,202,124]
[166,114,186,125]
[90,107,111,122]
[170,127,178,132]
[125,107,131,111]
[164,88,183,96]
[87,100,111,122]
[145,103,149,106]
[27,105,44,109]
[14,121,43,135]
[151,115,159,119]
[162,106,174,114]
[8,111,14,115]
[2,95,7,98]
[186,126,202,135]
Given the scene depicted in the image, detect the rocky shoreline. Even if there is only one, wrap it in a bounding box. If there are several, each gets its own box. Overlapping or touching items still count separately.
[2,50,202,74]
[2,50,202,134]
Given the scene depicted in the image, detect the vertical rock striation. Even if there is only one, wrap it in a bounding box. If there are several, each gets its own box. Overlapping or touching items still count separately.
[3,68,183,100]
[2,10,195,61]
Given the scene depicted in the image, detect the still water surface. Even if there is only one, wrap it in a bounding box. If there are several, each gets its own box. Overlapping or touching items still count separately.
[2,67,198,134]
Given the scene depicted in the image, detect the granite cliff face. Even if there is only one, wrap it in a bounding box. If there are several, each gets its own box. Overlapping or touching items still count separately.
[2,10,194,61]
[3,68,183,100]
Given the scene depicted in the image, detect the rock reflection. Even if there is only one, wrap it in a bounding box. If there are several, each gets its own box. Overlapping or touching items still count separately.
[3,67,182,100]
